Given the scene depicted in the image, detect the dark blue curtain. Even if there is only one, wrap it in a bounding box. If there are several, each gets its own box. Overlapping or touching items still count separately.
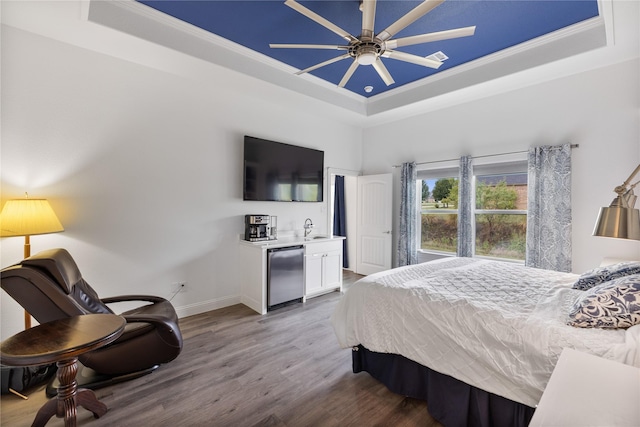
[333,175,349,268]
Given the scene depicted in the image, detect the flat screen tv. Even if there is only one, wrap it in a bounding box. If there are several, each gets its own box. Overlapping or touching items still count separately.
[243,136,324,202]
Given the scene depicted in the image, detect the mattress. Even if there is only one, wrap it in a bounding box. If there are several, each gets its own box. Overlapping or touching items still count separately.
[331,257,640,407]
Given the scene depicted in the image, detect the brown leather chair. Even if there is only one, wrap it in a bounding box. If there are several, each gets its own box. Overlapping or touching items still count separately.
[1,248,183,390]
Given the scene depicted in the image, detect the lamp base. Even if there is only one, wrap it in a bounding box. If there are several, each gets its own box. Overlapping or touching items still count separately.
[24,235,32,329]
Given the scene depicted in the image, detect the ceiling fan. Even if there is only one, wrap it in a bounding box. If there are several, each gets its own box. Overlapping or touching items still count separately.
[270,0,476,88]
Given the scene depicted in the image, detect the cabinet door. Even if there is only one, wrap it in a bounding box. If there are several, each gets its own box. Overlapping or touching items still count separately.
[323,251,342,290]
[305,254,323,295]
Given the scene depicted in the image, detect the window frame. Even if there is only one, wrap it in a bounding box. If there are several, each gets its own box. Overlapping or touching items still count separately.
[416,161,460,257]
[416,156,528,262]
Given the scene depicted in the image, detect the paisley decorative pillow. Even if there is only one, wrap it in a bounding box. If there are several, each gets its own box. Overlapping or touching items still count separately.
[571,261,640,291]
[568,274,640,329]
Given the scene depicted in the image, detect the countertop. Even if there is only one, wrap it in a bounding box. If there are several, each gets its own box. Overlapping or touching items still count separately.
[239,235,345,249]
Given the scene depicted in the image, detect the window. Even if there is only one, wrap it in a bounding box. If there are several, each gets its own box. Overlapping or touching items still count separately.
[420,175,459,253]
[418,161,528,261]
[474,172,527,260]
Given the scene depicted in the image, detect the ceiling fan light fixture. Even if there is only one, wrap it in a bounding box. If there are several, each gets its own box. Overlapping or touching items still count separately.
[357,51,377,65]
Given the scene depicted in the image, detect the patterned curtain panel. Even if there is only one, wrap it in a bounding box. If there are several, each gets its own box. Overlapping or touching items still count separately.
[398,162,418,267]
[526,144,572,272]
[457,155,473,257]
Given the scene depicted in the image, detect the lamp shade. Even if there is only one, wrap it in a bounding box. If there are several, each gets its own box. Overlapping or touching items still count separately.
[593,206,640,241]
[0,198,64,237]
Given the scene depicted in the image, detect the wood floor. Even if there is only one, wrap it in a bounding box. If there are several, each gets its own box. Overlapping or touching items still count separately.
[1,272,442,427]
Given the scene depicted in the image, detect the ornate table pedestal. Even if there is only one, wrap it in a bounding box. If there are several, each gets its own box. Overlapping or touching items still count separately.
[0,314,125,427]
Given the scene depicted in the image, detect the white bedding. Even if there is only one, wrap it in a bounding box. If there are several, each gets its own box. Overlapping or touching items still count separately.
[331,257,640,407]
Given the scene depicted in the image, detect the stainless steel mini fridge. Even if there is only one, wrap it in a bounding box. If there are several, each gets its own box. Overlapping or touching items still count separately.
[267,246,304,310]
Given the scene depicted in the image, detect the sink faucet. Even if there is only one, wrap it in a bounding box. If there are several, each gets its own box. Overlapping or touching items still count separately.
[304,218,314,237]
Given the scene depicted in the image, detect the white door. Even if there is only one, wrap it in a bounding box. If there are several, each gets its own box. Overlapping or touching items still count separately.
[356,173,392,275]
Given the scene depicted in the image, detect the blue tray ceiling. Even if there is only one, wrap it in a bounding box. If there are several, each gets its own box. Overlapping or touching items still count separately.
[137,1,600,97]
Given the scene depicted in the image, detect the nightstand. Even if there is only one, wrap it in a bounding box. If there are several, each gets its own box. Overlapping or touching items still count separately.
[529,348,640,426]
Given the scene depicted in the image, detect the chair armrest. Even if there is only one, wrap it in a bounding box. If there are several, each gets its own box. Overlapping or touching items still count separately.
[121,313,182,348]
[122,313,173,325]
[101,295,167,304]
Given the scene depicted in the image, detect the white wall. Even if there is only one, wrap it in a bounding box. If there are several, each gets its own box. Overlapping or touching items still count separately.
[0,26,362,338]
[362,58,640,272]
[2,0,639,340]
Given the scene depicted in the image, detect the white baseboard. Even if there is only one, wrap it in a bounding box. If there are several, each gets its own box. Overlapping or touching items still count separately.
[174,295,242,318]
[240,295,265,315]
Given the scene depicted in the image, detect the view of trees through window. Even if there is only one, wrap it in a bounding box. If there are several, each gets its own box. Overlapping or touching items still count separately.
[421,177,458,253]
[420,172,528,260]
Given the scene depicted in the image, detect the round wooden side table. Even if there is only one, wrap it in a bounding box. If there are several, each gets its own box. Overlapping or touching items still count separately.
[1,314,126,427]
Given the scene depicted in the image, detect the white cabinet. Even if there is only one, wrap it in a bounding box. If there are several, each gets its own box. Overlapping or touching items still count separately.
[238,242,268,314]
[305,240,342,297]
[239,237,344,314]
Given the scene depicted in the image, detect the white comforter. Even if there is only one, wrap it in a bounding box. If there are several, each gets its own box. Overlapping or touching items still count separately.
[331,257,640,407]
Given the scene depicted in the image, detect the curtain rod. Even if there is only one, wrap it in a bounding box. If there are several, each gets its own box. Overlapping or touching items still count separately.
[392,144,579,168]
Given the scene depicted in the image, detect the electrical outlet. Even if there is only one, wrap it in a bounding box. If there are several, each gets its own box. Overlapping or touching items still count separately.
[172,281,187,293]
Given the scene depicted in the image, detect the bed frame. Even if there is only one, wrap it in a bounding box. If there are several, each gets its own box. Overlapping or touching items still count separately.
[352,345,535,427]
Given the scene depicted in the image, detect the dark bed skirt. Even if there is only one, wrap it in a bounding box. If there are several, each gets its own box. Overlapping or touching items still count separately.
[352,345,535,427]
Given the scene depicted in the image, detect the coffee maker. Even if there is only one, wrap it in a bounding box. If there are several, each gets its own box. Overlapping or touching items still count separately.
[245,215,277,242]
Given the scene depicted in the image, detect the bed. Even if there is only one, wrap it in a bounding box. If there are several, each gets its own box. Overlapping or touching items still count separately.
[331,257,640,427]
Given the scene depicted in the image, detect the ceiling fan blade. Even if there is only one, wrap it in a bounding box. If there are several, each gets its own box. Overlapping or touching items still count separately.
[284,0,358,43]
[377,0,445,42]
[270,44,349,50]
[295,53,351,75]
[338,59,360,88]
[385,26,476,49]
[372,58,395,86]
[361,0,377,40]
[383,50,443,69]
